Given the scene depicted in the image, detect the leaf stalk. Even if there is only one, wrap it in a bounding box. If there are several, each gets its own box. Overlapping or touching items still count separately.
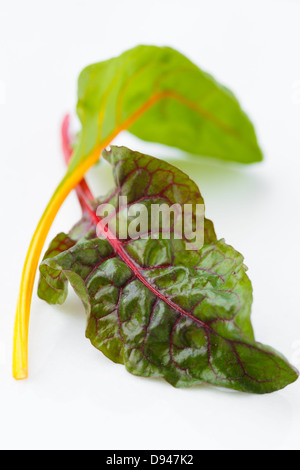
[13,147,101,379]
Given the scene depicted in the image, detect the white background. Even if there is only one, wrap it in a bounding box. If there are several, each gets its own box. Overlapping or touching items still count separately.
[1,0,300,451]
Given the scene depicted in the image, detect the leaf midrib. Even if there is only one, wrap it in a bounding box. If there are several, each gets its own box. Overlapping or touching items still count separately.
[79,203,288,386]
[81,195,228,336]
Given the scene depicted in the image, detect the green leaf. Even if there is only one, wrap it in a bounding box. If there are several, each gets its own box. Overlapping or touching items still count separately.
[39,147,297,393]
[38,233,76,305]
[70,45,263,171]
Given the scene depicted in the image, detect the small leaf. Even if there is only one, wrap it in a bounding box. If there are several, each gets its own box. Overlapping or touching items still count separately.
[71,45,263,170]
[39,147,298,393]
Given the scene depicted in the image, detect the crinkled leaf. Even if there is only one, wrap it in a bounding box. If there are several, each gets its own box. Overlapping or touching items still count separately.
[39,147,297,394]
[38,233,76,305]
[70,45,263,173]
[38,213,97,304]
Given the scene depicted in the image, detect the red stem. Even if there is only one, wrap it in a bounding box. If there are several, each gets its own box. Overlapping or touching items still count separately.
[62,116,211,331]
[61,115,95,207]
[76,185,209,330]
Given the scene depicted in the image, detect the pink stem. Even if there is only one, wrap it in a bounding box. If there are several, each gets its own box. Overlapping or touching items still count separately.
[61,115,95,208]
[62,123,212,332]
[75,184,210,331]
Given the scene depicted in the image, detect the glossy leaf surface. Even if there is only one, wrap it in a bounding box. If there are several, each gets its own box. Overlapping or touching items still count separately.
[39,147,297,393]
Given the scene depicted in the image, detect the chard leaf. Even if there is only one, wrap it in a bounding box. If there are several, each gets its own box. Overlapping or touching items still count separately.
[70,45,263,171]
[39,147,298,394]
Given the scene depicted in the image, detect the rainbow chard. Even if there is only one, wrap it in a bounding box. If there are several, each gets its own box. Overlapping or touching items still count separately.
[13,45,289,390]
[37,143,298,393]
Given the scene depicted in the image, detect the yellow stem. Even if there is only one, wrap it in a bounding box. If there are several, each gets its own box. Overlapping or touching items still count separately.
[13,148,101,380]
[13,92,166,380]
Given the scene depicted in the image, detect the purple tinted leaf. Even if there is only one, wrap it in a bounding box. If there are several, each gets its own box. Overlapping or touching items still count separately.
[38,147,298,393]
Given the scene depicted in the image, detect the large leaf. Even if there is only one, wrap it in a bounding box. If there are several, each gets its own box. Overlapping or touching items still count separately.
[70,45,263,171]
[38,147,298,394]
